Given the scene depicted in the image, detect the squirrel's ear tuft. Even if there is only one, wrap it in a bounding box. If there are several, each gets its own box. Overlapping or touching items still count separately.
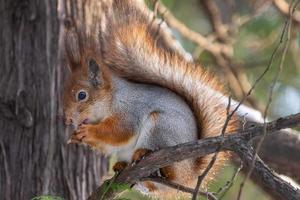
[88,58,102,87]
[64,29,82,71]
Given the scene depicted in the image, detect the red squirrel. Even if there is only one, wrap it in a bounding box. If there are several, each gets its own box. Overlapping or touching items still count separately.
[62,0,238,199]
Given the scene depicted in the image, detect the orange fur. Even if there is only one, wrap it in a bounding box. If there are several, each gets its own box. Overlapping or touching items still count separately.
[132,148,152,162]
[160,166,176,180]
[70,115,134,147]
[103,0,240,189]
[113,161,128,172]
[144,181,157,192]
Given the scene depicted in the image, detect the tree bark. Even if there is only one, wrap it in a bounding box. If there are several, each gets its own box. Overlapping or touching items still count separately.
[0,1,107,199]
[255,129,300,182]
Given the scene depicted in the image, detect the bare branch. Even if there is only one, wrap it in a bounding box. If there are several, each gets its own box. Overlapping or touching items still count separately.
[89,113,300,200]
[191,12,293,194]
[155,0,232,57]
[143,0,193,61]
[238,1,299,198]
[215,162,243,199]
[86,2,300,200]
[141,176,218,200]
[200,0,229,42]
[255,129,300,182]
[155,0,258,108]
[273,0,300,23]
[192,97,232,200]
[232,141,300,200]
[192,153,218,200]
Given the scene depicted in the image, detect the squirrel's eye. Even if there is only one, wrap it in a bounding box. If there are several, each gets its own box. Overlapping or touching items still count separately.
[76,90,88,102]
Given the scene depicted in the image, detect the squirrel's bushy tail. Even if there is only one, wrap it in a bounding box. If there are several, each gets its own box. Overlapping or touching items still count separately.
[103,0,238,185]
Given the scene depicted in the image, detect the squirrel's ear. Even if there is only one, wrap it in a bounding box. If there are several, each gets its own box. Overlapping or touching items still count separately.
[88,58,102,87]
[64,29,81,72]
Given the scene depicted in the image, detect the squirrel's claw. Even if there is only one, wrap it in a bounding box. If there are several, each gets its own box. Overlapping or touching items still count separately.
[67,124,98,148]
[67,131,86,144]
[67,138,73,144]
[67,138,80,144]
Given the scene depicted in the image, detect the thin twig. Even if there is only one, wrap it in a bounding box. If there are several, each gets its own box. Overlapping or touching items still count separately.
[192,154,218,200]
[237,1,299,199]
[156,1,262,105]
[228,18,289,121]
[190,10,291,193]
[192,97,232,200]
[141,176,218,200]
[216,162,243,199]
[233,141,300,200]
[89,113,300,200]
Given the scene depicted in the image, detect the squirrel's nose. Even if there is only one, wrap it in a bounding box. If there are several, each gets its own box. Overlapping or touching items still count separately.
[64,117,73,126]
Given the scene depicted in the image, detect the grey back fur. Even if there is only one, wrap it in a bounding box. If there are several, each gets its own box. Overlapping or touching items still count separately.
[110,73,197,161]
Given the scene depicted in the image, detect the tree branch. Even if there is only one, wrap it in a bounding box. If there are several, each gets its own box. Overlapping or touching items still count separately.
[155,0,232,57]
[88,113,300,200]
[273,0,300,23]
[141,176,218,200]
[156,1,262,108]
[230,129,300,199]
[85,1,300,199]
[199,0,229,42]
[232,141,300,200]
[254,129,300,182]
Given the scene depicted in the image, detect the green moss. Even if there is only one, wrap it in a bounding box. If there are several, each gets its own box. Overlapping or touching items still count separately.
[31,196,64,200]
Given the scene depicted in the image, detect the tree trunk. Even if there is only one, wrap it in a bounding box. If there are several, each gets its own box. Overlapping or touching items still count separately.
[0,1,107,199]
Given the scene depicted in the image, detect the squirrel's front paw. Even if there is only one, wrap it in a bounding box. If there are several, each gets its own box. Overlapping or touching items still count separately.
[68,124,98,147]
